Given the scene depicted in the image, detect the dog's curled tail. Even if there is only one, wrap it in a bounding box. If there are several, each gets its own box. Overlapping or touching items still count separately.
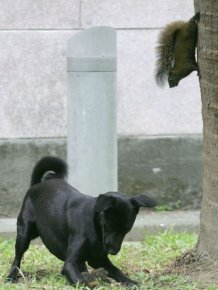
[30,156,68,186]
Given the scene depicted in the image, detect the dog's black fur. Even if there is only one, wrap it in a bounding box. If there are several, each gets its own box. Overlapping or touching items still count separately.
[6,156,156,287]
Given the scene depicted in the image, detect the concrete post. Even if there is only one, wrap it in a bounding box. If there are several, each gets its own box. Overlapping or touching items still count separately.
[67,26,117,196]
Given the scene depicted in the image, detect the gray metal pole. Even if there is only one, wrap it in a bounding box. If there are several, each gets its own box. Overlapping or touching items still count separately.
[67,26,117,196]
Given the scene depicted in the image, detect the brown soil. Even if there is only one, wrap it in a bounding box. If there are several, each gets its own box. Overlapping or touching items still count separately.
[163,247,218,288]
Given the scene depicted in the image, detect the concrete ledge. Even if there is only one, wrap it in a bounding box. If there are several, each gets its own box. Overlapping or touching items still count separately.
[0,210,200,241]
[0,135,202,217]
[0,218,16,239]
[118,135,203,210]
[0,138,66,217]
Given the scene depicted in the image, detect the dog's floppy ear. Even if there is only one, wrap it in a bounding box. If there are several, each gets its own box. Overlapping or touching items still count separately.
[94,194,115,213]
[131,194,156,208]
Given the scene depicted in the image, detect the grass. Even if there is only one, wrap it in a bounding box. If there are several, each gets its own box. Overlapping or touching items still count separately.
[0,231,216,289]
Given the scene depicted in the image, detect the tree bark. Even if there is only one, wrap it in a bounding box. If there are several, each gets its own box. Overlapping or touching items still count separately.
[195,1,218,259]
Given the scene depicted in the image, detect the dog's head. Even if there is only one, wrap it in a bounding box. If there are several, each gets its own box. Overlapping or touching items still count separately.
[94,192,156,255]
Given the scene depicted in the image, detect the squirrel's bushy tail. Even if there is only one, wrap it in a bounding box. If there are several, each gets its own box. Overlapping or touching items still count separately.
[30,156,68,186]
[155,21,185,86]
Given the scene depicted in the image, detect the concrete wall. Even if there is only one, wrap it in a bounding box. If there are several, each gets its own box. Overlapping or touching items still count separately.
[0,1,203,217]
[0,0,201,138]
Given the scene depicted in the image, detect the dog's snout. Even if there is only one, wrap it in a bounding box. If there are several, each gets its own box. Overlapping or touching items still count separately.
[104,240,121,255]
[108,248,119,255]
[106,244,120,255]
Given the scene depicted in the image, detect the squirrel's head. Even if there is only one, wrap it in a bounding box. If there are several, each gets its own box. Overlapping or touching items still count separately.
[168,71,180,88]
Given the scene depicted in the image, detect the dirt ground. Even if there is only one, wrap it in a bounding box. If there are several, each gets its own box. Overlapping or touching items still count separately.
[164,248,218,288]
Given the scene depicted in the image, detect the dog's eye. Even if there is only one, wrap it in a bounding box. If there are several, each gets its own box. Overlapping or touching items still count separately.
[104,208,115,216]
[132,206,139,213]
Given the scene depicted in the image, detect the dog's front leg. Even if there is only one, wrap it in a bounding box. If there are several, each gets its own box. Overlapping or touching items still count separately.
[62,260,86,286]
[61,240,89,287]
[89,256,138,286]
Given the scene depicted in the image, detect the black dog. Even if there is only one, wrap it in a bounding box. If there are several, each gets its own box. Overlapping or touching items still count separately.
[7,156,156,287]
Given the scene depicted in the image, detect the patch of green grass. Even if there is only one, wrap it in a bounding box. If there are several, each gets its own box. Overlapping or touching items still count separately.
[154,201,182,211]
[154,205,174,211]
[0,231,215,289]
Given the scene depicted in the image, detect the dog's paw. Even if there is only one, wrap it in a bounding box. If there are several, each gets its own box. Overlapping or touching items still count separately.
[4,276,18,283]
[5,266,20,283]
[123,279,139,289]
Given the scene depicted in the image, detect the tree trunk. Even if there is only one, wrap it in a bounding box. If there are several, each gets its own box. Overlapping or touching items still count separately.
[195,1,218,259]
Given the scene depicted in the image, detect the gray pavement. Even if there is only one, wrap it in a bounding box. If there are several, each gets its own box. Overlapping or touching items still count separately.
[0,210,200,241]
[126,210,200,241]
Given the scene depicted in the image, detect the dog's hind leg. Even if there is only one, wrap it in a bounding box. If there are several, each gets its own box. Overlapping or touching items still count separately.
[6,214,38,283]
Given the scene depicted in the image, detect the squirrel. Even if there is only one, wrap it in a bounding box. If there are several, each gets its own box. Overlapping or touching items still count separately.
[155,13,200,88]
